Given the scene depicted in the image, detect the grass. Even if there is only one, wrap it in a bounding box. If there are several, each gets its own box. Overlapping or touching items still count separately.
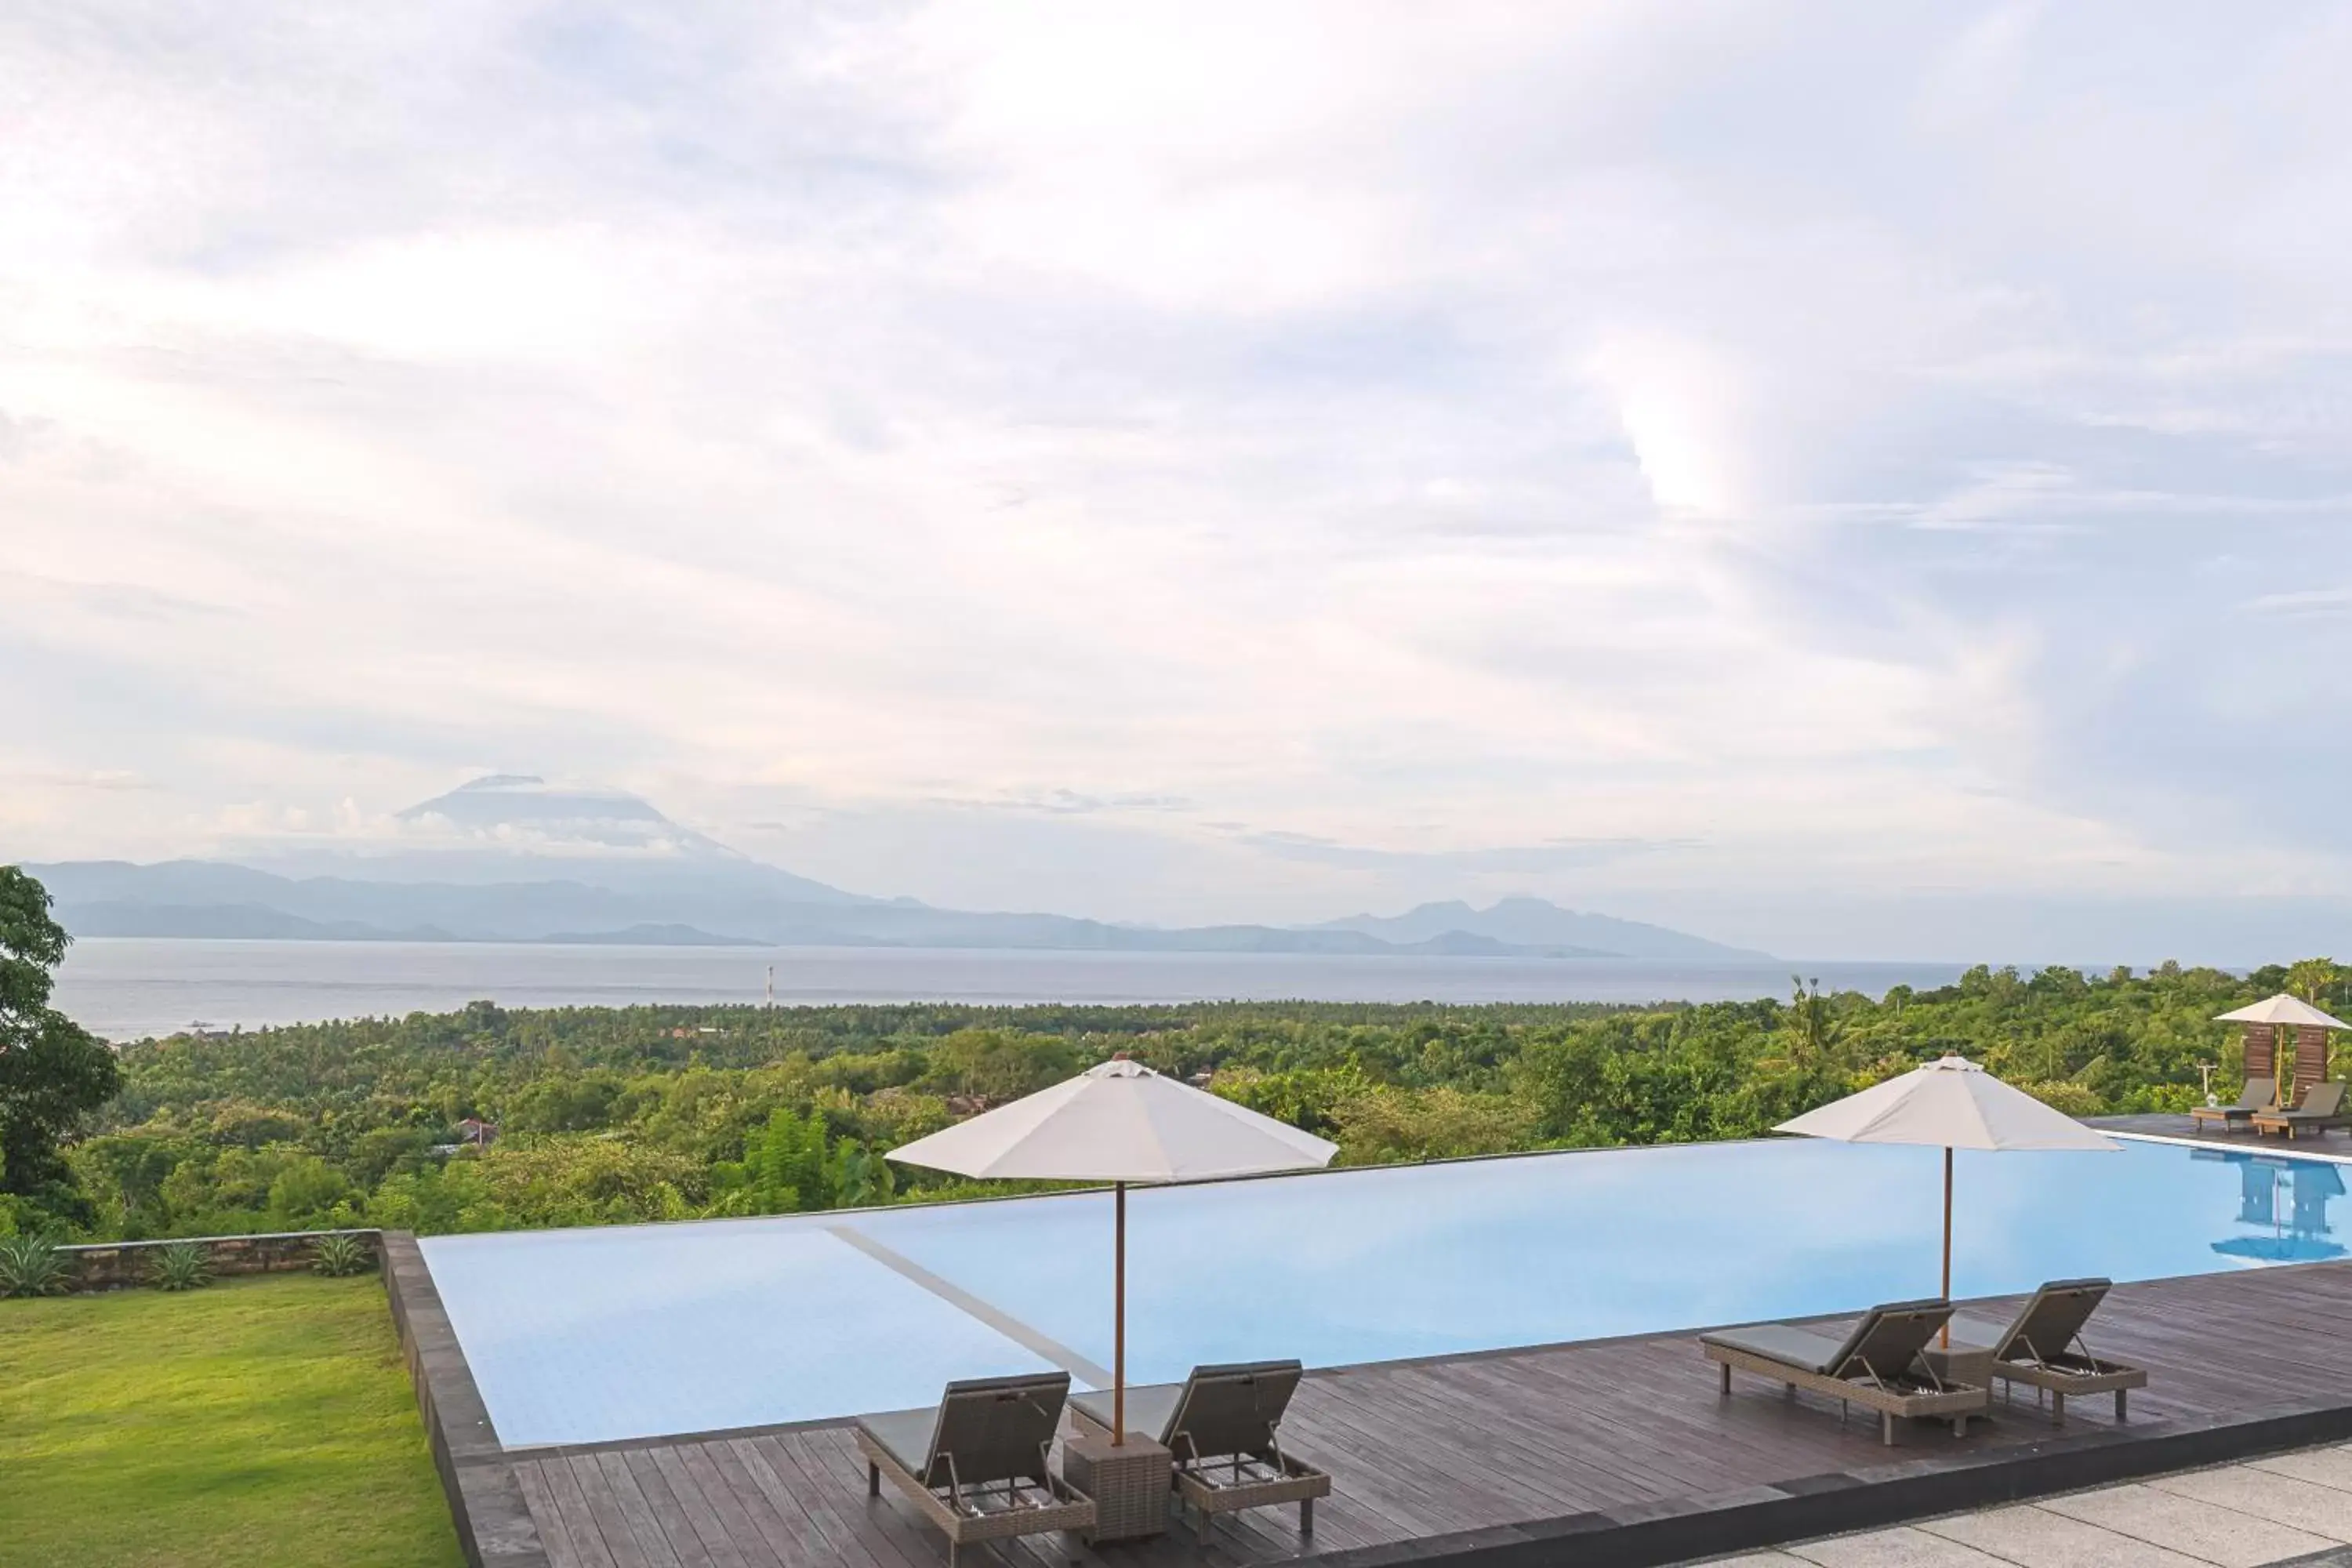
[0,1273,464,1568]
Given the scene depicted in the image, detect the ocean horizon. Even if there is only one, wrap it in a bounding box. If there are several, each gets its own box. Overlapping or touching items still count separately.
[51,936,1978,1040]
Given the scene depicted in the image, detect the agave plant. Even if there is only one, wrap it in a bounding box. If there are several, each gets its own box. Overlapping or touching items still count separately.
[0,1232,73,1298]
[310,1232,372,1278]
[150,1241,213,1292]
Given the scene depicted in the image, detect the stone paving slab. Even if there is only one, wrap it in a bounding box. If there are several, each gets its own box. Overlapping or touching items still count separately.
[2150,1465,2352,1543]
[2259,1449,2352,1494]
[1918,1503,2211,1567]
[2037,1482,2336,1566]
[1701,1440,2352,1567]
[1781,1526,2010,1566]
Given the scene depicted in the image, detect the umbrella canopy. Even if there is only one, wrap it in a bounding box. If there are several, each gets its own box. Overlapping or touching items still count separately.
[887,1057,1338,1181]
[1776,1056,2117,1323]
[2216,995,2352,1030]
[1777,1054,2120,1152]
[888,1057,1336,1445]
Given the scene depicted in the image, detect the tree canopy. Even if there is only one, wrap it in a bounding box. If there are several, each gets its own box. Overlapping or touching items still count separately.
[26,953,2319,1243]
[0,868,122,1224]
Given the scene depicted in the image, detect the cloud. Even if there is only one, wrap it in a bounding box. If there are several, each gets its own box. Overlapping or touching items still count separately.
[920,789,1197,816]
[4,2,2352,953]
[1238,831,1693,874]
[2240,586,2352,618]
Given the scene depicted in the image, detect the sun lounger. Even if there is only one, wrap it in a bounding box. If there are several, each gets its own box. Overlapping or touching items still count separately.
[1701,1299,1985,1444]
[2253,1081,2350,1141]
[1071,1360,1330,1541]
[1948,1276,2146,1424]
[855,1372,1094,1566]
[2189,1076,2276,1134]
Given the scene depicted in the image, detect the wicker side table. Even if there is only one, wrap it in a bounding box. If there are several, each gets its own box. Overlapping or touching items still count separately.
[1062,1430,1171,1541]
[1918,1342,1993,1394]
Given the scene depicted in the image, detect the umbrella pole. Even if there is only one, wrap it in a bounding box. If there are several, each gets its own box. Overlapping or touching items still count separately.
[1113,1180,1126,1447]
[1940,1147,1953,1348]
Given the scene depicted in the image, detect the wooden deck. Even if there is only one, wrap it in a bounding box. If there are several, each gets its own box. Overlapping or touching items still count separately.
[2097,1111,2352,1151]
[469,1263,2352,1568]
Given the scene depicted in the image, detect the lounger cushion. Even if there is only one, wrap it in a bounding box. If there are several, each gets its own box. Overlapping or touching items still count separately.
[855,1408,939,1477]
[1698,1324,1852,1375]
[1070,1383,1185,1443]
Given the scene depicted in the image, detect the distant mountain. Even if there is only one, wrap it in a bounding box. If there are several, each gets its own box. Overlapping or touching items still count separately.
[56,899,459,943]
[1312,898,1773,962]
[26,775,1769,963]
[541,924,768,947]
[249,775,873,906]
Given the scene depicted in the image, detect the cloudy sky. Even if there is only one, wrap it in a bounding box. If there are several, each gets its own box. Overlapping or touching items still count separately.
[5,2,2351,959]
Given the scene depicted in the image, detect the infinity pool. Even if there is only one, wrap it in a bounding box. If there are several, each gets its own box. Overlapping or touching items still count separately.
[420,1134,2347,1447]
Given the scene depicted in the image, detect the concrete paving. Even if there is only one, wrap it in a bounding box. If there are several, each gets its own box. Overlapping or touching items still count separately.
[1704,1440,2352,1567]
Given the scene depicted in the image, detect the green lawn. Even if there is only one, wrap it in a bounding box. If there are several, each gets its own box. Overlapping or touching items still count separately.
[0,1273,464,1568]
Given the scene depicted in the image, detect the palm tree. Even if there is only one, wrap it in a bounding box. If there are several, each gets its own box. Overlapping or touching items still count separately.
[1788,975,1840,1064]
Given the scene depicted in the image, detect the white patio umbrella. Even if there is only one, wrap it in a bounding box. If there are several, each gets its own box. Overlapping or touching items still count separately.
[1776,1055,2118,1334]
[887,1056,1338,1444]
[2215,994,2352,1029]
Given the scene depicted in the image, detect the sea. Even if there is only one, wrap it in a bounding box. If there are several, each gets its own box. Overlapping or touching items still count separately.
[51,938,1971,1041]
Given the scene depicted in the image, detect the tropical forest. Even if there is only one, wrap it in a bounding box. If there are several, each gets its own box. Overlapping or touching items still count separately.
[9,870,2343,1247]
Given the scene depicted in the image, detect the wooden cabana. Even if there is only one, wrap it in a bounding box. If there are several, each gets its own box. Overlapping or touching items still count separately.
[2216,994,2352,1106]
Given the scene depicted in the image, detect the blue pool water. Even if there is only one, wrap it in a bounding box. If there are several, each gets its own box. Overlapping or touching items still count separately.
[420,1134,2349,1447]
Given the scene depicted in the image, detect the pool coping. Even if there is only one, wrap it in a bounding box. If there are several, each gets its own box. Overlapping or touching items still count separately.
[383,1231,547,1568]
[2111,1128,2352,1165]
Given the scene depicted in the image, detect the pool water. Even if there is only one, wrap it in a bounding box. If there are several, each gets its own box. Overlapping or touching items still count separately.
[419,1134,2346,1446]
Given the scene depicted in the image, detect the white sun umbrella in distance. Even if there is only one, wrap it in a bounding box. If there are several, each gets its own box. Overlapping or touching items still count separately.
[886,1057,1338,1445]
[1776,1055,2119,1341]
[2214,994,2352,1029]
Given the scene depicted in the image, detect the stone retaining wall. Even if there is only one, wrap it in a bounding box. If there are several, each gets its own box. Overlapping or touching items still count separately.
[54,1228,382,1291]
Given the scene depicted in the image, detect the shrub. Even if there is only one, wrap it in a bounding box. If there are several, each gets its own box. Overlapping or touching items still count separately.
[150,1241,213,1292]
[310,1232,372,1277]
[2020,1080,2104,1119]
[0,1232,73,1298]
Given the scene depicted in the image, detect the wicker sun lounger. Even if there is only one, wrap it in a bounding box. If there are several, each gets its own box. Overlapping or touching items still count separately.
[855,1372,1094,1566]
[1071,1360,1330,1541]
[2253,1081,2350,1142]
[1701,1299,1985,1444]
[2189,1076,2277,1134]
[1948,1276,2146,1424]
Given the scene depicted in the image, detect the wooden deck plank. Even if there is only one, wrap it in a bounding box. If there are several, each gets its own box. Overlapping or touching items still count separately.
[517,1458,610,1568]
[720,1434,887,1568]
[589,1450,685,1568]
[769,1431,942,1568]
[645,1444,756,1568]
[621,1447,722,1568]
[515,1457,597,1568]
[673,1443,782,1568]
[560,1457,654,1568]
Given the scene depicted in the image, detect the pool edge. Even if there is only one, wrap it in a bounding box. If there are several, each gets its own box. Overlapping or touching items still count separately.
[384,1230,548,1568]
